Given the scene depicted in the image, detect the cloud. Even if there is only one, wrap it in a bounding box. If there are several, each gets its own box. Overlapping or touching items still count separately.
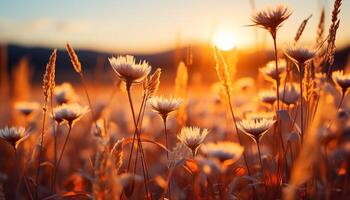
[0,17,91,35]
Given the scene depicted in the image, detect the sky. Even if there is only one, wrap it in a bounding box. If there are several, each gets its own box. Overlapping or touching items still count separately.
[0,0,349,53]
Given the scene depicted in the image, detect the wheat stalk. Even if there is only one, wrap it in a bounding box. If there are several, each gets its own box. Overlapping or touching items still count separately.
[36,49,56,198]
[326,0,342,69]
[66,43,81,73]
[294,14,312,44]
[66,43,96,121]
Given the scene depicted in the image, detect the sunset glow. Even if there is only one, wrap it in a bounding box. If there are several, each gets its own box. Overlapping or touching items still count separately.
[213,31,237,51]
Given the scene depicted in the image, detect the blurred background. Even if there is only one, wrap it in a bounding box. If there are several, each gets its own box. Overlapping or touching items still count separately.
[0,0,349,93]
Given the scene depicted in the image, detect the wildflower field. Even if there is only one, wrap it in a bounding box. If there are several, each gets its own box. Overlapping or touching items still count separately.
[0,1,349,199]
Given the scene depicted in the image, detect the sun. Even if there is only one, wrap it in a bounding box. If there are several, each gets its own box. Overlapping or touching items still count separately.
[213,31,237,51]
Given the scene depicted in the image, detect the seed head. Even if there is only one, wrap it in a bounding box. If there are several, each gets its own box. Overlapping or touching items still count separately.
[177,126,209,156]
[245,112,276,121]
[149,96,182,119]
[66,43,82,73]
[260,59,286,81]
[14,101,40,117]
[285,46,316,68]
[0,126,28,149]
[43,49,57,101]
[53,103,90,126]
[201,141,243,164]
[146,68,161,98]
[54,82,78,105]
[259,90,277,105]
[279,83,300,106]
[251,4,292,38]
[109,55,151,86]
[237,118,276,142]
[332,70,350,95]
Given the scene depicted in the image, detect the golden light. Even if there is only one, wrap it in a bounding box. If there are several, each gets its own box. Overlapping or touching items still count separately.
[213,31,237,51]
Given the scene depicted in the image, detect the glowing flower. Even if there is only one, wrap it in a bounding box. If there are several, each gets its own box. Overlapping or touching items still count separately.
[149,96,183,119]
[260,59,286,81]
[285,46,316,68]
[246,112,275,121]
[14,101,40,117]
[251,4,292,37]
[237,118,276,142]
[109,55,151,85]
[332,70,350,94]
[53,103,89,126]
[177,127,209,156]
[54,82,78,104]
[279,83,300,106]
[0,126,28,149]
[258,90,277,105]
[201,141,243,164]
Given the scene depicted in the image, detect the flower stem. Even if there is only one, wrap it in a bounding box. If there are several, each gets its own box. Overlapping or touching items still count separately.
[14,149,34,200]
[299,67,304,144]
[256,141,267,194]
[79,72,96,121]
[126,91,147,172]
[51,123,60,192]
[337,91,345,111]
[163,117,169,159]
[227,94,251,174]
[227,94,258,199]
[126,84,151,200]
[35,101,48,199]
[53,124,72,191]
[272,36,280,115]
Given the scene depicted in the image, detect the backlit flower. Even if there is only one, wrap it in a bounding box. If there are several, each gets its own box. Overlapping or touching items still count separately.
[246,112,275,121]
[279,83,300,106]
[109,55,151,85]
[54,82,78,104]
[259,90,277,105]
[53,103,89,126]
[177,127,209,156]
[332,70,350,94]
[237,118,276,142]
[14,101,40,117]
[0,126,28,149]
[285,46,316,68]
[149,96,182,119]
[201,141,243,164]
[251,4,292,37]
[260,59,286,81]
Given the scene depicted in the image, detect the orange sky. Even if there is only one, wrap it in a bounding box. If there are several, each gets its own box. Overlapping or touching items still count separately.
[0,0,349,53]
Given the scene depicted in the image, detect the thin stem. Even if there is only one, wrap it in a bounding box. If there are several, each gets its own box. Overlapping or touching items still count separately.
[299,66,304,144]
[227,95,251,175]
[79,73,95,121]
[256,141,267,194]
[51,123,60,192]
[126,92,147,172]
[163,117,169,159]
[337,91,345,111]
[35,101,48,199]
[14,148,34,200]
[272,36,280,115]
[53,124,72,191]
[126,84,151,200]
[227,94,258,200]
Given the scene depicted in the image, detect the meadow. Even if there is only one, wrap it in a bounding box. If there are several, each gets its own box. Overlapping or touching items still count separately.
[0,1,349,200]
